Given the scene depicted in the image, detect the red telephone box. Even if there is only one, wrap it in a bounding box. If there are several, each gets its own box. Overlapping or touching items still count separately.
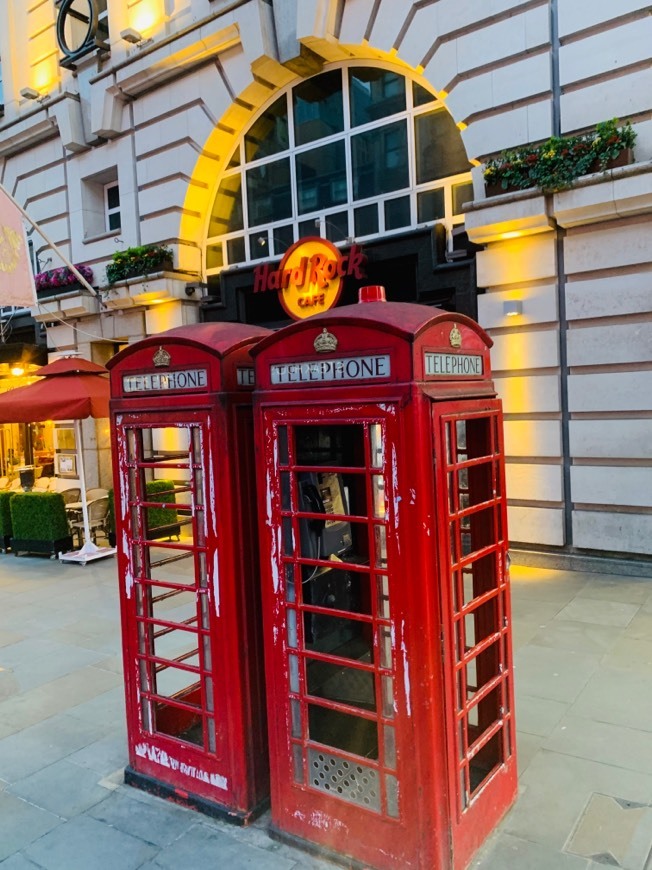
[252,288,517,869]
[107,322,271,822]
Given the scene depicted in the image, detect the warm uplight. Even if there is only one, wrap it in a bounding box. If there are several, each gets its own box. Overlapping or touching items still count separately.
[457,121,468,131]
[132,1,161,35]
[500,231,522,240]
[503,300,523,317]
[10,366,25,377]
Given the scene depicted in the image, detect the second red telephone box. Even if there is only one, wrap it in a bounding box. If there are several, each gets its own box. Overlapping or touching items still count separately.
[107,322,270,822]
[252,288,517,869]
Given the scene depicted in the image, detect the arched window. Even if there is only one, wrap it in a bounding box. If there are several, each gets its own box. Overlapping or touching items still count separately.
[205,65,472,278]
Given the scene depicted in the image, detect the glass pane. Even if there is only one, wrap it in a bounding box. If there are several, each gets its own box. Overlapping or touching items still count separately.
[246,157,292,227]
[354,204,378,237]
[273,224,295,255]
[107,185,120,209]
[208,174,243,236]
[349,67,406,127]
[206,243,223,270]
[281,472,291,510]
[296,141,347,214]
[298,218,315,237]
[304,612,373,663]
[453,181,474,214]
[413,81,436,107]
[308,703,378,759]
[293,70,344,146]
[108,212,121,231]
[352,121,409,200]
[325,210,349,243]
[245,95,289,161]
[278,425,289,465]
[417,188,445,222]
[249,233,267,259]
[415,109,470,183]
[384,196,411,230]
[307,659,376,711]
[226,236,245,264]
[369,424,384,468]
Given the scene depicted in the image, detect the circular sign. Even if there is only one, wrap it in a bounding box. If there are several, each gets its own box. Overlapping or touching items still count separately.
[56,0,96,57]
[277,237,345,321]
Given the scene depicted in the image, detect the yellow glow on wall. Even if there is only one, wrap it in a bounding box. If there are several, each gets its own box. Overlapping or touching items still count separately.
[131,0,163,35]
[457,121,468,131]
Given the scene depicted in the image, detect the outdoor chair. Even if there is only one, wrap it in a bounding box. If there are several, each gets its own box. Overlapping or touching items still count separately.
[69,496,110,547]
[85,487,109,502]
[60,487,81,505]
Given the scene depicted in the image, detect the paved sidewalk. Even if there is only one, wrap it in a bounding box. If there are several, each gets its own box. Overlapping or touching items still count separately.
[0,552,650,869]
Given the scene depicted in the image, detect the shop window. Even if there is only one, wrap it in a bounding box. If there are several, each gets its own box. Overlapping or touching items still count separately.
[206,65,472,273]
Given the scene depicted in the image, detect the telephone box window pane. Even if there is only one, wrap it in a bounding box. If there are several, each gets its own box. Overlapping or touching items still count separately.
[245,95,289,161]
[293,70,344,146]
[386,773,399,818]
[208,718,216,753]
[349,67,406,127]
[352,121,409,200]
[304,612,374,663]
[296,141,347,214]
[302,567,369,615]
[277,426,288,465]
[295,425,365,467]
[377,574,390,618]
[308,703,378,759]
[384,724,396,768]
[291,699,302,737]
[289,654,300,693]
[417,188,445,223]
[280,472,291,510]
[306,659,376,712]
[453,181,474,215]
[209,175,243,236]
[369,424,384,468]
[374,525,387,568]
[415,109,471,183]
[293,743,304,783]
[282,516,294,556]
[287,608,298,648]
[384,196,411,230]
[354,204,379,237]
[382,675,395,718]
[285,563,296,602]
[372,476,386,519]
[246,157,292,227]
[470,730,503,795]
[379,626,392,669]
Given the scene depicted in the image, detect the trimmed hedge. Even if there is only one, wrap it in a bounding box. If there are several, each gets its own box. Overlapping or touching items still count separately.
[107,479,180,542]
[0,491,13,550]
[10,492,72,556]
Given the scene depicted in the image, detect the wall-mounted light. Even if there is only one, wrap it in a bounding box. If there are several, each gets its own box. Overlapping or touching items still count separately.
[503,300,523,317]
[10,366,25,377]
[20,87,41,101]
[120,28,143,44]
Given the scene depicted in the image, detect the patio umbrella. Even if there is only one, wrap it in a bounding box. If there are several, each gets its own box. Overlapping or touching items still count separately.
[0,356,110,559]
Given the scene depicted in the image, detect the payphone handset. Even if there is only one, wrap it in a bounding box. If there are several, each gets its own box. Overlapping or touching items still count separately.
[298,471,352,567]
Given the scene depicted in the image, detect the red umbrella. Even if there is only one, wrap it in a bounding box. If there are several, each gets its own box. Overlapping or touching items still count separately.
[0,356,111,561]
[0,356,109,423]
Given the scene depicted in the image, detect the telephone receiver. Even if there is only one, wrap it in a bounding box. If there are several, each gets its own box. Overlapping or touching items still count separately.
[300,481,326,536]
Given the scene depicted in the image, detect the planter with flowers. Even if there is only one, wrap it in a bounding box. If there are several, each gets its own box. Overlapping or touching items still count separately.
[105,244,173,285]
[35,264,94,297]
[484,119,636,196]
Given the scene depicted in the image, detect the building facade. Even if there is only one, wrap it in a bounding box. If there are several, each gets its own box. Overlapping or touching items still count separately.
[0,0,650,562]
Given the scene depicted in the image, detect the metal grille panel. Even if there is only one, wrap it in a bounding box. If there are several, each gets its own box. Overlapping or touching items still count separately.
[308,749,381,812]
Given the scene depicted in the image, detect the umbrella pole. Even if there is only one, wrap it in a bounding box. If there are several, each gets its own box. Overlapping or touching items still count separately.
[74,419,98,555]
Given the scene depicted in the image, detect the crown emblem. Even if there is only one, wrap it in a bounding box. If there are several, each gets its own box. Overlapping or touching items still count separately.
[153,346,171,367]
[449,326,462,349]
[314,328,338,354]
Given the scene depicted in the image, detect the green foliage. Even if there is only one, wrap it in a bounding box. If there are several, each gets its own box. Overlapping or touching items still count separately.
[0,491,13,539]
[105,244,173,285]
[106,480,179,538]
[484,119,636,194]
[10,492,69,541]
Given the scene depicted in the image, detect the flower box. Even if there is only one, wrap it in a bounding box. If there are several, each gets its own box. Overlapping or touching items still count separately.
[105,245,174,285]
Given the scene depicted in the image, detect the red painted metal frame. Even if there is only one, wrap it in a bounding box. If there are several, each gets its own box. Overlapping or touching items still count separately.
[252,299,517,869]
[108,324,269,822]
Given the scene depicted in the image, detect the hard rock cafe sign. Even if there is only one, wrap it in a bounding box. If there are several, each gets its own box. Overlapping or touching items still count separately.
[252,237,367,321]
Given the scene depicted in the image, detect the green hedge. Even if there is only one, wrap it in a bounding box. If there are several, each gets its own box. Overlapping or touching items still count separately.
[10,492,70,540]
[0,491,13,544]
[107,479,179,538]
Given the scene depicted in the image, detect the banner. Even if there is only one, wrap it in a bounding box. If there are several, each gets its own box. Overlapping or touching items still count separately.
[0,186,37,307]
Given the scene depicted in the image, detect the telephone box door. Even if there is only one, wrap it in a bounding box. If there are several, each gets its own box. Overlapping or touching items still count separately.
[115,410,230,795]
[432,399,516,869]
[259,403,442,869]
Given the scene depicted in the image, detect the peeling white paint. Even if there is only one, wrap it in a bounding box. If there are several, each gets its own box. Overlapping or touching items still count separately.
[212,550,220,617]
[409,488,416,505]
[309,810,346,833]
[134,741,228,790]
[392,446,400,528]
[401,620,412,717]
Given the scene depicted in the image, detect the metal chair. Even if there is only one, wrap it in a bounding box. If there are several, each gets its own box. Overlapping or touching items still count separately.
[69,496,110,547]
